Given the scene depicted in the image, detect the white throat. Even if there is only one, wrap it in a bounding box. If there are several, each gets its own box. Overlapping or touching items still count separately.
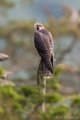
[39,26,44,30]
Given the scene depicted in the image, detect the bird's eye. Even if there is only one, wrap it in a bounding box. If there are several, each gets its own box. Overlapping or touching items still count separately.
[36,25,39,30]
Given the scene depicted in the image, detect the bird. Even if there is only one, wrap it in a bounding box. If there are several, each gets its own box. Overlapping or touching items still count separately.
[33,22,54,84]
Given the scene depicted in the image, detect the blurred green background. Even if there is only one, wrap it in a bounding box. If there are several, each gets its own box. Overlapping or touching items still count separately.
[0,0,80,119]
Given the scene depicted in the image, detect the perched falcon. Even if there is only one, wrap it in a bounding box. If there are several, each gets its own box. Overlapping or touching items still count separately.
[34,22,54,76]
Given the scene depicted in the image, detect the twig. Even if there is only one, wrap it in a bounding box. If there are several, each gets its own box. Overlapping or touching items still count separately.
[37,59,43,85]
[56,35,77,64]
[26,103,42,120]
[42,77,47,112]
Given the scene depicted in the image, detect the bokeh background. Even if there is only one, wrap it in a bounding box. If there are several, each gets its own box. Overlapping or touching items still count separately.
[1,0,80,93]
[0,0,80,119]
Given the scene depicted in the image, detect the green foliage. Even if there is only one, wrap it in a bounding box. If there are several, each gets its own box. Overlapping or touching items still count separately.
[20,86,39,97]
[0,67,5,78]
[0,64,80,119]
[0,0,14,8]
[51,105,69,117]
[0,0,80,119]
[70,96,80,119]
[19,86,43,105]
[54,65,65,77]
[0,86,26,119]
[0,65,65,120]
[45,93,62,103]
[71,95,80,107]
[38,105,69,120]
[0,67,80,119]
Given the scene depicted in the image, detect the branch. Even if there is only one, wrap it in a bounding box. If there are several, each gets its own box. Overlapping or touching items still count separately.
[56,36,77,64]
[0,53,9,61]
[26,103,42,120]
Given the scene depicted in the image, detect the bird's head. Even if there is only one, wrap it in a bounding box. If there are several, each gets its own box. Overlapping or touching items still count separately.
[33,22,44,31]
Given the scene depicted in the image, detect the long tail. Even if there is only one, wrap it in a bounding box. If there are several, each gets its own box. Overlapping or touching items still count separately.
[43,55,53,74]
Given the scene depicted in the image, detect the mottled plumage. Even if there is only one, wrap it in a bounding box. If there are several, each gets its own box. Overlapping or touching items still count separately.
[34,22,54,84]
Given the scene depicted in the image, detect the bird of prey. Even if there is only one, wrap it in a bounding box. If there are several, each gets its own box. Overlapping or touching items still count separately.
[34,22,54,83]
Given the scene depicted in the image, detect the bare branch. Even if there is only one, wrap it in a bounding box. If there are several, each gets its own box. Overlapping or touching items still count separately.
[0,53,9,61]
[56,36,77,64]
[37,59,43,85]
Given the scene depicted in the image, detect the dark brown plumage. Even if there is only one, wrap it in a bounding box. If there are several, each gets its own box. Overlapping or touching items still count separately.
[34,23,54,85]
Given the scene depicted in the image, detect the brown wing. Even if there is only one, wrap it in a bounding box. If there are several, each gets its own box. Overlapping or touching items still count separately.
[48,31,54,52]
[48,31,54,67]
[34,31,53,73]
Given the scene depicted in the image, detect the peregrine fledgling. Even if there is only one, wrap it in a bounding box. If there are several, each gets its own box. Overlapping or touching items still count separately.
[34,22,54,75]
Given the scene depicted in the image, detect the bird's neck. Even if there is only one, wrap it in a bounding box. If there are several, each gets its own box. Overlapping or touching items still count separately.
[38,27,44,30]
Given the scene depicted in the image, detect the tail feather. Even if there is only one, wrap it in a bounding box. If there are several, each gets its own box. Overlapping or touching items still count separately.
[44,58,53,74]
[51,55,53,67]
[37,56,53,85]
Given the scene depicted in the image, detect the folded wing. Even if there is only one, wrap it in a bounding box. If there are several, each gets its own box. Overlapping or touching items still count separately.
[34,31,53,73]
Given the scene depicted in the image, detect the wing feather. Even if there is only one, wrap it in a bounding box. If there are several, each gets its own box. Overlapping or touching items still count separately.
[34,31,51,58]
[34,31,53,73]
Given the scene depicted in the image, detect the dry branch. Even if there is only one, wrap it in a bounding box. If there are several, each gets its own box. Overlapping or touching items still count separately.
[0,53,9,61]
[56,36,77,64]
